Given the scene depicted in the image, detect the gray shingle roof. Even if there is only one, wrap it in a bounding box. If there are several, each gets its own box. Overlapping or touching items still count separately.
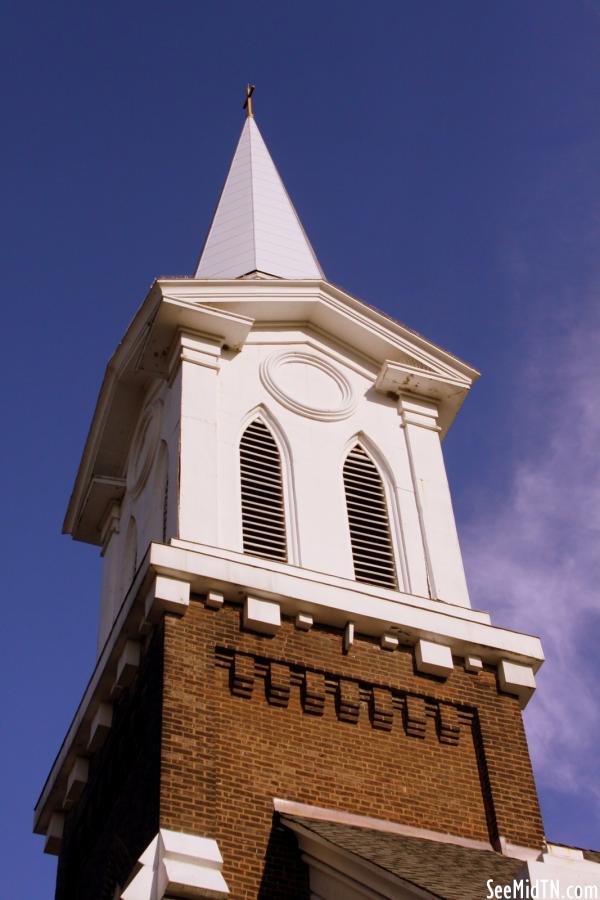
[284,816,526,900]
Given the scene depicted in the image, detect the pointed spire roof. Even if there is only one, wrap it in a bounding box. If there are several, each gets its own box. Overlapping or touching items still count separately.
[194,115,324,280]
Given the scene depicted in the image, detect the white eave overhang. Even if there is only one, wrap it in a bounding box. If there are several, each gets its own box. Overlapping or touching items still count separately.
[63,280,256,544]
[64,277,479,545]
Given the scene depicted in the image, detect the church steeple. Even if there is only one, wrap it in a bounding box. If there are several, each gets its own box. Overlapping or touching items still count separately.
[194,101,324,280]
[39,98,592,900]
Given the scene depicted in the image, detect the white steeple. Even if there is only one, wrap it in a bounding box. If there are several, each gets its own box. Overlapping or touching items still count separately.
[194,106,324,280]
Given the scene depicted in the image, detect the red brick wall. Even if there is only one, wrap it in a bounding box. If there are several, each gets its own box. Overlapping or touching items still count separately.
[55,627,163,900]
[160,599,544,898]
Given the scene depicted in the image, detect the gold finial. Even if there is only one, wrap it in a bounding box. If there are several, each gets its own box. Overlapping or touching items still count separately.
[243,84,255,118]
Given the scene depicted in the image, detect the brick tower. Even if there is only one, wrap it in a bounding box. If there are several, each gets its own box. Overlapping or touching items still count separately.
[34,99,600,898]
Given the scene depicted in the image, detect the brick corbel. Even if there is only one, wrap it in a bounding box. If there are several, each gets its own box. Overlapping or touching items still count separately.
[404,695,427,738]
[438,704,461,745]
[337,679,360,724]
[371,687,393,731]
[215,649,473,749]
[267,662,290,707]
[303,671,326,716]
[231,653,254,698]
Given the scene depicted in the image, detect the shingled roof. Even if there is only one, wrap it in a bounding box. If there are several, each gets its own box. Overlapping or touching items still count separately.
[283,815,525,900]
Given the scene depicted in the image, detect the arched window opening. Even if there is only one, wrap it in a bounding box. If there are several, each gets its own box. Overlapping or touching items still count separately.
[343,444,397,589]
[152,442,169,545]
[124,517,138,590]
[240,419,287,561]
[162,470,169,544]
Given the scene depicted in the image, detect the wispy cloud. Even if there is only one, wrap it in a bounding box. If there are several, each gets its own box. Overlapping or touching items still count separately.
[463,297,600,815]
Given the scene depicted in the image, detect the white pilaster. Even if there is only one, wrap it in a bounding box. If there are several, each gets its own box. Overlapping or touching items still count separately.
[398,394,470,607]
[171,331,222,547]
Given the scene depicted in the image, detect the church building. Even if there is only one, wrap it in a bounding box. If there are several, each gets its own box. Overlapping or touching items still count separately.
[34,89,600,898]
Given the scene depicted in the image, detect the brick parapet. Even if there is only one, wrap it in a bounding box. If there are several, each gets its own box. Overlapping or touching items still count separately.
[159,599,544,897]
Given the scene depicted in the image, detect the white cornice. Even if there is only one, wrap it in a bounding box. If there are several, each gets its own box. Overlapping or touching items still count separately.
[62,283,163,538]
[34,538,543,840]
[64,277,478,543]
[152,280,480,421]
[376,361,473,436]
[63,286,254,543]
[153,277,479,378]
[157,540,543,669]
[142,297,253,377]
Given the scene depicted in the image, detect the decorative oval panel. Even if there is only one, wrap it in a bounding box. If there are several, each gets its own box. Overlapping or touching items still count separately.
[260,351,357,421]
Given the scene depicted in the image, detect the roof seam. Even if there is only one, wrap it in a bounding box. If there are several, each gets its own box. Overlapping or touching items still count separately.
[247,119,257,274]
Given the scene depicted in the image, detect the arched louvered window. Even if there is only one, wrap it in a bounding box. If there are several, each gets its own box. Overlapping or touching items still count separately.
[240,419,287,561]
[343,445,397,589]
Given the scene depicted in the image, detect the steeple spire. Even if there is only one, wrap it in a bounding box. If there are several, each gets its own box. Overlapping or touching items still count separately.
[194,92,324,280]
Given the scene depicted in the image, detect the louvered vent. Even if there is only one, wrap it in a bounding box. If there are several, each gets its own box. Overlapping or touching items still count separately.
[240,419,287,561]
[343,445,397,589]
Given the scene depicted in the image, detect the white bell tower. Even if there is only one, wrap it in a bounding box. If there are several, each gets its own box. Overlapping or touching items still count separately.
[66,102,481,653]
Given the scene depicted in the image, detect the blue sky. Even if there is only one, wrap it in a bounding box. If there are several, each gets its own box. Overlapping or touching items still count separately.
[2,1,599,895]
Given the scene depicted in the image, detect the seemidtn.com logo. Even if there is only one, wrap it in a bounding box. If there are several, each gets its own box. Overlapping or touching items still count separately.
[486,880,599,899]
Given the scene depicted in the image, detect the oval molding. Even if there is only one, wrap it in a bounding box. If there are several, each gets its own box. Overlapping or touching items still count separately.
[260,351,357,421]
[127,398,163,498]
